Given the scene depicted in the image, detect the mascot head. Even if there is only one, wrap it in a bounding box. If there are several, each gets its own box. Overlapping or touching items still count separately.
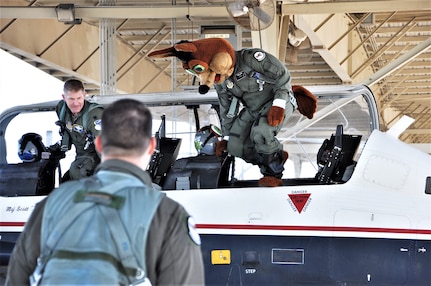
[148,38,236,94]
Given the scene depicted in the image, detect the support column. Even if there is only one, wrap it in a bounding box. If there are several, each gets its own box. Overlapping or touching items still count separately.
[99,0,117,95]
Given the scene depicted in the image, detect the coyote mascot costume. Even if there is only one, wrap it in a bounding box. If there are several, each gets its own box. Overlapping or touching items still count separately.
[149,38,317,187]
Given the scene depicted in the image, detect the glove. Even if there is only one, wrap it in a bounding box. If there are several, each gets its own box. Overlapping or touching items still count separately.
[267,106,285,126]
[292,85,317,119]
[216,140,228,157]
[48,143,66,160]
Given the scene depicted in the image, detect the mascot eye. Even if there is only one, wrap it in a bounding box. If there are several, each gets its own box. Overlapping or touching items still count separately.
[192,64,206,73]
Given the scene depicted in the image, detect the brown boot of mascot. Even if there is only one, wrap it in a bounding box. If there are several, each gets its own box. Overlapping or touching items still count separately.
[258,151,288,187]
[258,176,283,187]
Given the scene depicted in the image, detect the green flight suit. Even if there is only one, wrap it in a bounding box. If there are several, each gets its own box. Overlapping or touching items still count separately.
[55,100,103,180]
[215,48,295,178]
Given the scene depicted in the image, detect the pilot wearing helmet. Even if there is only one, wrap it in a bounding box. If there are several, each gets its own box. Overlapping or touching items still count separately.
[194,124,223,156]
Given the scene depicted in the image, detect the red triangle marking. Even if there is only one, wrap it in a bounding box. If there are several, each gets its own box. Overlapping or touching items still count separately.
[288,193,311,214]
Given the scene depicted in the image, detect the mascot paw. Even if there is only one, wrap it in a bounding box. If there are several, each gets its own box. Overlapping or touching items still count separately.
[282,151,289,164]
[292,85,317,119]
[258,176,283,187]
[216,140,228,157]
[267,106,285,126]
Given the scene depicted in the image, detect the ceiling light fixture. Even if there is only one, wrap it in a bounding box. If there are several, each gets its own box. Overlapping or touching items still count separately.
[55,4,82,25]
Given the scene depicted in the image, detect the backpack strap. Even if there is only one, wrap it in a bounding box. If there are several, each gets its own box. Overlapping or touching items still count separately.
[98,201,150,284]
[57,102,71,151]
[226,97,239,118]
[58,101,67,124]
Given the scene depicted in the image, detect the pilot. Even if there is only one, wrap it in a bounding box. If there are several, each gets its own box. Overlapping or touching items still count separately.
[194,124,222,156]
[55,79,103,181]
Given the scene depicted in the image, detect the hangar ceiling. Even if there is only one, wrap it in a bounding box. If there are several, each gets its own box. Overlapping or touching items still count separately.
[1,0,430,146]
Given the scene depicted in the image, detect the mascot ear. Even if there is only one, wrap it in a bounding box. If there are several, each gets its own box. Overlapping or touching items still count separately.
[148,41,199,63]
[148,47,177,58]
[174,42,197,53]
[292,85,317,119]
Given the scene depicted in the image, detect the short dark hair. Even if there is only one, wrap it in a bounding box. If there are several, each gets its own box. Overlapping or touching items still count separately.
[101,99,153,156]
[64,79,85,93]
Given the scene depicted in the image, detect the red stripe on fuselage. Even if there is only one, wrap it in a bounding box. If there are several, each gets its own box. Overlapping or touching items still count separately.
[0,222,25,227]
[196,224,431,235]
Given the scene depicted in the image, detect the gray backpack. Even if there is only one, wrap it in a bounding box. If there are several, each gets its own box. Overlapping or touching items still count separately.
[30,174,163,285]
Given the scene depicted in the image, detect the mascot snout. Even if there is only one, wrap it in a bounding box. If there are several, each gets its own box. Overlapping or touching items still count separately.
[199,85,210,94]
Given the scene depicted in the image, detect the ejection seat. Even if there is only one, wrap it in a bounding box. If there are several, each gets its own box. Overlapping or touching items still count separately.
[0,161,56,196]
[162,154,233,190]
[315,125,362,184]
[0,133,60,196]
[159,122,233,190]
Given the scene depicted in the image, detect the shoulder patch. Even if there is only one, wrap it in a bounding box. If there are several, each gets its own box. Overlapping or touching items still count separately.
[187,216,201,245]
[254,51,266,61]
[94,119,102,131]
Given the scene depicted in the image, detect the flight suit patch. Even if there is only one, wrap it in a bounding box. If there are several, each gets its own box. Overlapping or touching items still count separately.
[73,124,84,133]
[94,119,102,131]
[235,71,246,81]
[254,51,266,61]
